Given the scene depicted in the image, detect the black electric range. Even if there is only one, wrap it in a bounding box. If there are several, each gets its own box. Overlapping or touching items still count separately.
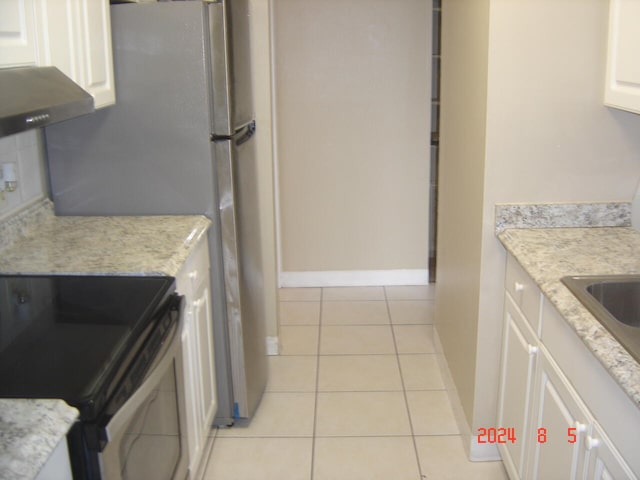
[0,274,176,420]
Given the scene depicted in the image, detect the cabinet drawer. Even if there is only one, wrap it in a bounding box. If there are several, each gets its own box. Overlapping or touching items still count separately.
[175,237,210,298]
[506,255,542,334]
[182,238,210,292]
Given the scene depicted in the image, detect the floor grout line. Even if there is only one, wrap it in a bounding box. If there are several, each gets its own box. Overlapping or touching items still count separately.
[309,288,324,480]
[384,287,427,480]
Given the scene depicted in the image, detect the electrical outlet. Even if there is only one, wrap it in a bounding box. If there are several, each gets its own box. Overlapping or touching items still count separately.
[1,162,17,193]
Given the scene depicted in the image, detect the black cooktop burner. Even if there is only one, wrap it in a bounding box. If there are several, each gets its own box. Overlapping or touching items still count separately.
[0,275,175,419]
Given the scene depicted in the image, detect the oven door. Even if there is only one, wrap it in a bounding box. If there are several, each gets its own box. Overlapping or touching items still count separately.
[99,298,188,480]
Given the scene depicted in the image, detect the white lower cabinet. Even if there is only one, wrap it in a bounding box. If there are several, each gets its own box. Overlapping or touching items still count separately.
[176,237,217,476]
[194,285,216,429]
[527,353,589,480]
[497,295,539,478]
[528,350,636,480]
[585,422,635,480]
[498,254,638,480]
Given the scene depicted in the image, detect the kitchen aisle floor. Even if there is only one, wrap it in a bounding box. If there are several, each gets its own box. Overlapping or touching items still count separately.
[200,286,508,480]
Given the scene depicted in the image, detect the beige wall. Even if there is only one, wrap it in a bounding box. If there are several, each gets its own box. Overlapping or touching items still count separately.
[436,0,640,460]
[435,0,490,438]
[272,0,431,284]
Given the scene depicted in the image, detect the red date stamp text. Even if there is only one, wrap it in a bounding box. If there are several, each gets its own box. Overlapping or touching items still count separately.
[477,427,580,444]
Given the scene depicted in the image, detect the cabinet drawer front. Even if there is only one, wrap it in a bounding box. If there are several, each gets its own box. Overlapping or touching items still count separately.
[506,255,542,334]
[605,0,640,115]
[182,238,211,293]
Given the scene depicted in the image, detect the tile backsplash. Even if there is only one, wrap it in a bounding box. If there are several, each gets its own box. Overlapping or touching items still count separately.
[0,131,48,221]
[494,202,632,234]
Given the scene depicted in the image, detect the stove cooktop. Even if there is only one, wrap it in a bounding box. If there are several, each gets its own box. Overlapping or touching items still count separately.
[0,275,175,419]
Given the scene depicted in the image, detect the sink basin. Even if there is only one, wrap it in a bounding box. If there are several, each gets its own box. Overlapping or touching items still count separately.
[561,275,640,363]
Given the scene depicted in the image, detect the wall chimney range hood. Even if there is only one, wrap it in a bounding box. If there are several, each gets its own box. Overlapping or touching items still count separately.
[0,66,94,138]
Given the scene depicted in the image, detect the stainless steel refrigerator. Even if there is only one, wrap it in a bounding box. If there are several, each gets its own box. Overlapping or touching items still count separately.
[44,0,268,425]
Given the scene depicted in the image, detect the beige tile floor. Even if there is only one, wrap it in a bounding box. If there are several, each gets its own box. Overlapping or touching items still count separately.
[200,286,508,480]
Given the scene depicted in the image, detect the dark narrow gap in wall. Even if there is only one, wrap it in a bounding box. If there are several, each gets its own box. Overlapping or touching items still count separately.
[429,0,441,282]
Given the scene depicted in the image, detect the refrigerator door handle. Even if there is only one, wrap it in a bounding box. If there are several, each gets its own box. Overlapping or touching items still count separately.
[211,133,232,142]
[235,120,256,146]
[210,120,256,145]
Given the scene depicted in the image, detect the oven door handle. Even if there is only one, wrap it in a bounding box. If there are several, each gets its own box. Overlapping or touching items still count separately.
[102,298,184,443]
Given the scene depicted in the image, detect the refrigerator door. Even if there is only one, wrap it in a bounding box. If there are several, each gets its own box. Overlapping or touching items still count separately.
[46,2,215,216]
[45,2,238,424]
[213,122,267,419]
[208,0,254,134]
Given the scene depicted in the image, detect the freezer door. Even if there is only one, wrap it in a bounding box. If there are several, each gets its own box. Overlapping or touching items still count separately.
[208,0,254,134]
[214,123,268,419]
[46,2,216,216]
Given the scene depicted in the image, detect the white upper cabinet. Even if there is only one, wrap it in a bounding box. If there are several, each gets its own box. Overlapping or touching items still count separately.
[35,0,115,108]
[34,1,79,78]
[527,353,590,480]
[1,0,115,109]
[605,0,640,114]
[75,0,115,107]
[0,0,38,66]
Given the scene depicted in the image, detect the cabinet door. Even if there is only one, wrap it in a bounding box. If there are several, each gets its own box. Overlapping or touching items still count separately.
[605,0,640,114]
[528,353,589,480]
[194,286,217,428]
[34,0,75,74]
[0,0,38,67]
[33,0,115,108]
[76,0,115,107]
[585,423,637,480]
[177,238,215,475]
[180,302,204,475]
[497,294,539,479]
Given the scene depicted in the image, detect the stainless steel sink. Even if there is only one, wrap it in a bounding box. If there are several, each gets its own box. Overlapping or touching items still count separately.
[561,275,640,363]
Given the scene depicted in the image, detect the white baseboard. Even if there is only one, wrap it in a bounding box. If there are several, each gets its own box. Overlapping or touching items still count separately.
[265,336,279,356]
[469,438,502,462]
[279,269,429,287]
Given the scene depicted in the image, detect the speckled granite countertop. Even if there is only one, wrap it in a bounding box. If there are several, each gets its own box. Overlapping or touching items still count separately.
[0,198,211,479]
[0,199,211,276]
[498,227,640,408]
[0,400,78,480]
